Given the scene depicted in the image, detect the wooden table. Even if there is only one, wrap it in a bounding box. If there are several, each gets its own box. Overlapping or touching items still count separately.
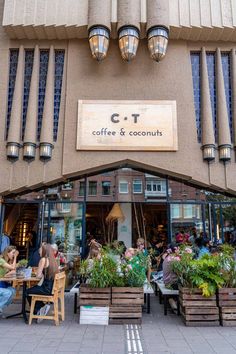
[0,276,40,323]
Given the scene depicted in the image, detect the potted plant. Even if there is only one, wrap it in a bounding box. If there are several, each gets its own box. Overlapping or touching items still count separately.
[16,259,28,278]
[79,246,148,324]
[217,245,236,326]
[109,251,147,324]
[171,246,223,326]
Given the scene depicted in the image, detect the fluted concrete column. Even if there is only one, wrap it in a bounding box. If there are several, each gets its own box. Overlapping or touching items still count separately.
[146,0,169,31]
[201,48,215,161]
[117,0,141,31]
[88,0,111,30]
[7,45,24,159]
[39,45,54,160]
[23,45,40,160]
[231,49,236,150]
[216,48,232,161]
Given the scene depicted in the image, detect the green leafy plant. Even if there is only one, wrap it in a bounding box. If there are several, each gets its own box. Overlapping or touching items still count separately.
[89,253,125,288]
[122,252,149,287]
[17,259,28,268]
[218,244,236,288]
[172,252,225,297]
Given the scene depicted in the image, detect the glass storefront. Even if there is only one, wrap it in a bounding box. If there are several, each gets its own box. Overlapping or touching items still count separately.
[1,168,236,287]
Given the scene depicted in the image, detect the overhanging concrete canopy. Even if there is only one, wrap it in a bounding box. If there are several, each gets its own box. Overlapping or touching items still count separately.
[3,0,236,41]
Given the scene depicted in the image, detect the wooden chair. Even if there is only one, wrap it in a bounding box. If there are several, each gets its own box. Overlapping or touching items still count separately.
[28,272,66,325]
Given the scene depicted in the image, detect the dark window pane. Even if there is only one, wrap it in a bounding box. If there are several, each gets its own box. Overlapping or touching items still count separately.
[79,181,85,196]
[88,181,97,195]
[54,50,65,141]
[22,50,34,140]
[38,50,49,140]
[102,181,111,195]
[6,50,19,139]
[190,52,201,143]
[221,53,232,142]
[206,52,217,142]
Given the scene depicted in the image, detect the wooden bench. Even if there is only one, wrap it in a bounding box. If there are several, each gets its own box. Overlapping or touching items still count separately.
[155,280,180,316]
[68,281,80,314]
[143,281,154,314]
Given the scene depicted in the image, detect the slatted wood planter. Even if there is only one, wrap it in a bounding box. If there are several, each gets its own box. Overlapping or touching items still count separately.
[179,287,219,326]
[218,288,236,326]
[109,287,144,324]
[79,284,111,306]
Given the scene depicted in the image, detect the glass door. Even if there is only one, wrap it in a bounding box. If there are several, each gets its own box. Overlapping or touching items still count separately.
[45,201,84,287]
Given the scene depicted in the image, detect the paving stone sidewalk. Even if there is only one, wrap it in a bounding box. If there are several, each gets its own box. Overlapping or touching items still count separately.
[1,293,236,354]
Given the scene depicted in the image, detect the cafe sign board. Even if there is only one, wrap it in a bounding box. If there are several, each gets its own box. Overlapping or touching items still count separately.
[76,100,178,151]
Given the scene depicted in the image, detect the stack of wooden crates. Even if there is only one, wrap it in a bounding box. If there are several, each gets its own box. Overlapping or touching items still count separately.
[79,285,144,325]
[109,287,143,324]
[179,287,219,326]
[218,288,236,326]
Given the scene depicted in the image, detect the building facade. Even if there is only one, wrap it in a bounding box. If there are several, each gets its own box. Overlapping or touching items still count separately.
[0,0,236,263]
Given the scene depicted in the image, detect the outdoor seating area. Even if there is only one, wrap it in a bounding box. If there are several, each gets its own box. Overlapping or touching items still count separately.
[2,238,236,329]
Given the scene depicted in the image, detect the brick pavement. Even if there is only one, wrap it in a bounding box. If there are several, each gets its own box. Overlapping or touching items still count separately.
[1,294,236,354]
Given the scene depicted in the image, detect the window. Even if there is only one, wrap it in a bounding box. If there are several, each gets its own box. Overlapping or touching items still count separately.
[61,182,73,190]
[61,203,71,213]
[206,52,217,142]
[22,50,34,140]
[190,51,232,144]
[221,52,232,141]
[88,181,97,196]
[79,181,85,196]
[133,179,142,193]
[38,50,49,140]
[190,52,201,143]
[183,204,194,218]
[119,180,128,194]
[171,204,181,219]
[6,50,19,139]
[54,50,65,141]
[102,181,111,196]
[146,180,166,193]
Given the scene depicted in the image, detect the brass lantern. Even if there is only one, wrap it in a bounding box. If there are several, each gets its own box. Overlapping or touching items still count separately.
[6,142,20,160]
[118,26,140,62]
[88,26,110,61]
[39,143,53,160]
[147,26,169,62]
[202,144,215,162]
[219,144,231,162]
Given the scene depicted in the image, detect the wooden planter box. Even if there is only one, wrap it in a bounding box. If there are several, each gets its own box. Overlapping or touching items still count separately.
[218,288,236,326]
[179,287,219,327]
[79,284,111,306]
[109,287,144,324]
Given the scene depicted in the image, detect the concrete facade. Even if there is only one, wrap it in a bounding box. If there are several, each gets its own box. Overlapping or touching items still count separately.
[0,0,236,197]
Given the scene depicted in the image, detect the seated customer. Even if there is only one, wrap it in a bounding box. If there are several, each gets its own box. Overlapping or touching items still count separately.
[0,246,19,317]
[26,243,59,322]
[195,237,210,259]
[162,245,178,289]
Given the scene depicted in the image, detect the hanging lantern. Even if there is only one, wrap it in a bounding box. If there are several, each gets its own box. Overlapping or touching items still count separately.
[147,26,169,62]
[219,144,231,162]
[6,142,20,159]
[39,143,53,160]
[88,26,110,61]
[118,26,140,62]
[23,143,36,160]
[202,144,215,162]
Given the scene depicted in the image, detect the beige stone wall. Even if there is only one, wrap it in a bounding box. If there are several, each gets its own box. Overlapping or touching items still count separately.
[0,0,235,196]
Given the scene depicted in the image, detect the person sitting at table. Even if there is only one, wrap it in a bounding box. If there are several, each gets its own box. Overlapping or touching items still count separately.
[0,246,19,317]
[26,243,59,323]
[136,237,148,256]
